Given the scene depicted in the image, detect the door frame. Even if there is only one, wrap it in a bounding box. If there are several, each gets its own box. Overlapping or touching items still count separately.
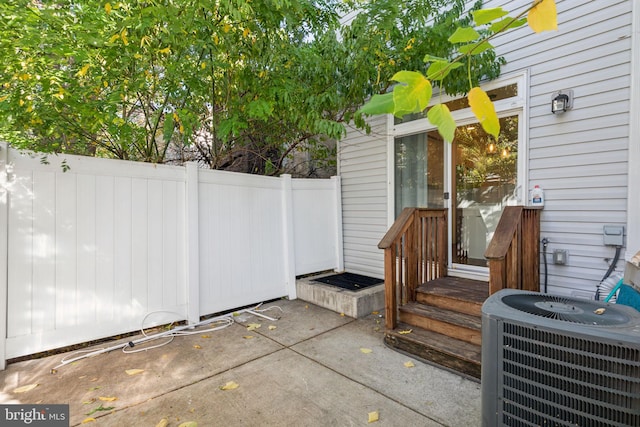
[388,71,529,281]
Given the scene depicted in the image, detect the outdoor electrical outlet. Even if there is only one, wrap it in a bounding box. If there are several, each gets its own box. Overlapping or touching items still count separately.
[603,225,624,246]
[553,249,568,265]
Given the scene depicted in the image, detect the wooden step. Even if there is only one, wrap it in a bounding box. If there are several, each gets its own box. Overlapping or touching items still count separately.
[399,302,481,346]
[415,276,488,317]
[385,322,481,379]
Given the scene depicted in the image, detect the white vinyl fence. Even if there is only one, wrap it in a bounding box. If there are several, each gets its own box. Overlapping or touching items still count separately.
[0,143,343,369]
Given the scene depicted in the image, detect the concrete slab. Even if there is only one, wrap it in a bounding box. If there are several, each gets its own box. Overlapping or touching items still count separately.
[296,274,385,318]
[292,314,482,426]
[0,299,480,427]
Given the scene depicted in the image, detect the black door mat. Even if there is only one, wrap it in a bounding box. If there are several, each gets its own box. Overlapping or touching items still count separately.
[312,272,383,292]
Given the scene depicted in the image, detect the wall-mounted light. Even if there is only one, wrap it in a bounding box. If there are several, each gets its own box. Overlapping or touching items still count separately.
[551,90,573,114]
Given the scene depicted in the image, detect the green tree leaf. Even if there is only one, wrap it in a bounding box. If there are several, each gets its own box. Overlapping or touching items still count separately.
[458,40,494,55]
[447,27,480,43]
[427,104,456,143]
[391,71,432,115]
[489,17,527,33]
[426,61,464,81]
[358,93,395,116]
[472,8,509,25]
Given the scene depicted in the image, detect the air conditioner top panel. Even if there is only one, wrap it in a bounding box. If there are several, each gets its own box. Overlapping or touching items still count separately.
[482,289,640,340]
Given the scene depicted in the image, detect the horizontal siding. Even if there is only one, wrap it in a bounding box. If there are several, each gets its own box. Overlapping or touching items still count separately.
[338,114,388,278]
[488,0,632,297]
[337,0,633,296]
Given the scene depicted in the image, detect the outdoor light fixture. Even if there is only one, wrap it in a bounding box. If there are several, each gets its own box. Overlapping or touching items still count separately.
[551,90,573,114]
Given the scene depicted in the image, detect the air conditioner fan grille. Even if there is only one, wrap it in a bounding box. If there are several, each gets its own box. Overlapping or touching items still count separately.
[501,294,630,325]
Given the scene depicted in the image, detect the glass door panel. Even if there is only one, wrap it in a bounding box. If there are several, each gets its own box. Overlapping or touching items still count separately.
[452,116,518,266]
[394,130,445,217]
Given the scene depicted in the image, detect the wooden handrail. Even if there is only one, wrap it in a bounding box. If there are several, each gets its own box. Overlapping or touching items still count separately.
[485,206,541,294]
[378,208,448,329]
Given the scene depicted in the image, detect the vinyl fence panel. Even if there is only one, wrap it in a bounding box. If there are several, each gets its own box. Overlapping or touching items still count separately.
[0,143,342,369]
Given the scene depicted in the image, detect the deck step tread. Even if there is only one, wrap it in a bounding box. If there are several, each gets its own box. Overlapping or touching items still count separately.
[416,276,488,305]
[385,322,481,378]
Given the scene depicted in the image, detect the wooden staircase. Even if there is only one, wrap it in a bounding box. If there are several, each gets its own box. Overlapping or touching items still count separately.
[384,276,486,379]
[378,207,540,379]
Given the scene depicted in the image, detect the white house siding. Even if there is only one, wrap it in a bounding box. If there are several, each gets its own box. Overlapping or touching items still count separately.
[486,0,633,297]
[338,114,389,279]
[338,0,635,297]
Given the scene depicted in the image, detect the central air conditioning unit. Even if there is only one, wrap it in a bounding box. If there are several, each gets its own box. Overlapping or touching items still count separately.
[482,289,640,427]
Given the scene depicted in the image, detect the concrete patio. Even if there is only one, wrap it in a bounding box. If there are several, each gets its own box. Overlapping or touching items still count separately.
[0,299,481,426]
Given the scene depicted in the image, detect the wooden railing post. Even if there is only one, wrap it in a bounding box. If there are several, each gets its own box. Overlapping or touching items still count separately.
[485,206,541,295]
[379,208,448,330]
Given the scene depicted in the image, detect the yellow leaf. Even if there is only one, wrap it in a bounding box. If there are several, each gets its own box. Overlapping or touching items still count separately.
[104,3,112,14]
[594,308,606,315]
[140,35,151,48]
[398,329,412,335]
[220,381,239,390]
[243,335,254,339]
[178,422,198,427]
[156,419,169,427]
[268,325,277,330]
[158,47,171,55]
[125,369,144,376]
[99,396,117,402]
[14,383,38,393]
[368,411,379,423]
[82,399,96,405]
[193,344,201,349]
[468,87,500,138]
[201,334,211,338]
[109,34,120,43]
[404,361,415,368]
[121,28,129,46]
[527,0,557,33]
[82,418,96,424]
[340,313,345,317]
[246,323,261,331]
[76,63,89,77]
[360,348,373,354]
[371,311,379,315]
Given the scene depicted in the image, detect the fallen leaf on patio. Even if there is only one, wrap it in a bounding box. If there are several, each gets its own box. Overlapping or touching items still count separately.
[89,386,101,391]
[594,308,606,315]
[82,399,96,405]
[398,329,413,335]
[268,325,277,330]
[155,419,169,427]
[305,305,309,309]
[372,311,379,315]
[178,422,198,427]
[13,384,38,393]
[86,404,115,416]
[126,369,145,376]
[340,313,345,317]
[404,361,415,368]
[201,335,211,339]
[368,411,379,423]
[246,323,261,331]
[360,348,373,354]
[220,381,239,390]
[99,396,117,402]
[243,335,254,339]
[193,344,202,349]
[82,418,96,424]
